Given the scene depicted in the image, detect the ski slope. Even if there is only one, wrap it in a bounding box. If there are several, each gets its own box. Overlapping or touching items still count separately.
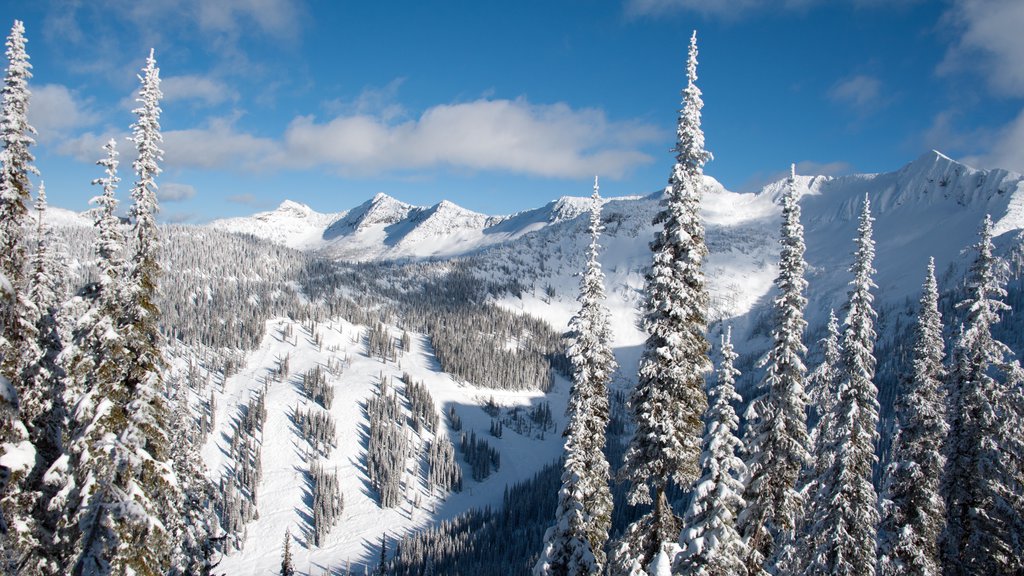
[194,316,569,573]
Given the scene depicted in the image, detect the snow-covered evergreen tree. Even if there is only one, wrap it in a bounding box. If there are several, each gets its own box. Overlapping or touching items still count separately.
[807,309,840,473]
[878,258,946,576]
[14,182,69,575]
[280,528,294,576]
[801,195,880,576]
[117,49,183,571]
[22,182,67,469]
[0,20,43,571]
[124,47,167,404]
[48,127,178,574]
[0,20,39,386]
[739,164,809,574]
[535,177,617,576]
[675,327,748,576]
[941,215,1024,575]
[0,268,28,574]
[616,31,712,573]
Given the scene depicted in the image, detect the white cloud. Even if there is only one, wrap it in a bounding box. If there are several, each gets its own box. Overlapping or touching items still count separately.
[962,109,1024,173]
[273,98,658,179]
[828,74,883,111]
[28,84,99,141]
[162,118,278,170]
[58,97,658,181]
[625,0,919,17]
[226,193,270,208]
[158,182,197,202]
[57,130,130,164]
[940,0,1024,97]
[227,191,262,204]
[196,0,302,41]
[625,0,765,18]
[324,78,408,122]
[162,75,238,106]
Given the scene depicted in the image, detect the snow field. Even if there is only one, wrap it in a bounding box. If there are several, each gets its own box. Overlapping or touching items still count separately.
[197,315,568,574]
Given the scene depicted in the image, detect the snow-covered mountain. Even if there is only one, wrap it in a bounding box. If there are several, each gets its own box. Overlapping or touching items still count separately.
[192,150,1024,572]
[210,190,631,261]
[210,150,1024,362]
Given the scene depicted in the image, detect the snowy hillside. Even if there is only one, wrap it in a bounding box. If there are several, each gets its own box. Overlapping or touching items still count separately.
[185,316,568,573]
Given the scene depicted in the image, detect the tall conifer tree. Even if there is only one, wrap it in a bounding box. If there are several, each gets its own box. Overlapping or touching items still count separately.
[802,195,880,576]
[739,164,809,574]
[0,20,38,384]
[616,31,712,574]
[536,177,617,576]
[878,258,947,576]
[676,327,748,576]
[942,216,1024,575]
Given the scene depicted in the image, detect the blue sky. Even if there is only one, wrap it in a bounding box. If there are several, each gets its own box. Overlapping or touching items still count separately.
[3,0,1024,222]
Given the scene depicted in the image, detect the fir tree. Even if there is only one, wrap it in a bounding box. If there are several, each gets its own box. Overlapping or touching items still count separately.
[801,195,880,576]
[0,19,39,386]
[675,327,748,576]
[124,47,166,397]
[23,182,67,470]
[536,177,617,576]
[281,528,295,576]
[941,215,1024,575]
[807,309,841,475]
[878,258,947,576]
[0,268,27,574]
[0,20,42,571]
[739,164,809,574]
[616,31,712,573]
[18,182,69,575]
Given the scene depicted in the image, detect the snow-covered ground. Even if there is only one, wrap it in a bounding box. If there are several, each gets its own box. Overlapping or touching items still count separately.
[196,316,569,573]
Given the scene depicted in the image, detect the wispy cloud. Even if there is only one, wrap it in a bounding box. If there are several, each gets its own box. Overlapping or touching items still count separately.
[624,0,920,18]
[162,75,239,106]
[939,0,1024,97]
[28,84,100,142]
[961,109,1024,173]
[158,182,197,202]
[828,74,884,112]
[226,193,267,207]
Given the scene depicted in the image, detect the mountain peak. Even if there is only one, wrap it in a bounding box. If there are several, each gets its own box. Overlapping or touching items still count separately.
[276,199,313,215]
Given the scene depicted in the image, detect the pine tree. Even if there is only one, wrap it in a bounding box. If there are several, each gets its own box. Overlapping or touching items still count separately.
[878,258,947,576]
[281,528,295,576]
[807,310,841,472]
[116,48,182,571]
[739,164,809,574]
[0,20,42,571]
[46,138,130,574]
[675,327,748,576]
[17,182,69,575]
[0,20,39,386]
[795,309,840,573]
[50,123,177,574]
[941,215,1024,575]
[0,268,26,574]
[535,177,617,576]
[801,195,880,576]
[124,47,166,399]
[616,31,712,573]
